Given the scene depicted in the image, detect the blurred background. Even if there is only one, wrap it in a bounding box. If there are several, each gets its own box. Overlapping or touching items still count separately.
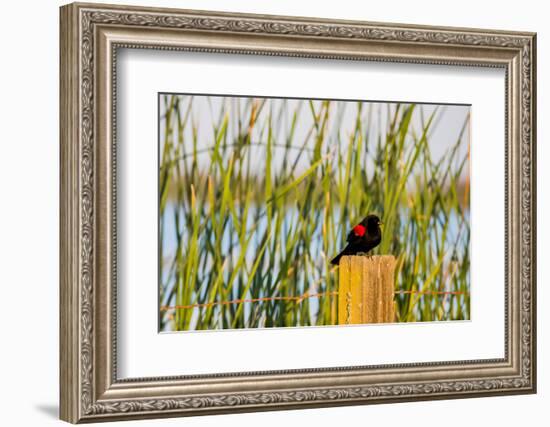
[159,94,471,331]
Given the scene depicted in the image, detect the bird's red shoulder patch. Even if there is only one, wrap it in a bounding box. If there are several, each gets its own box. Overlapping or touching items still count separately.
[353,224,366,237]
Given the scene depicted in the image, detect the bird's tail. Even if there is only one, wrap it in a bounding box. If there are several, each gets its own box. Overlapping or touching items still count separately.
[330,248,351,266]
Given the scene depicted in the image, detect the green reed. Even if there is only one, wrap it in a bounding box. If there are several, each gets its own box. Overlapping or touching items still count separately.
[159,95,470,331]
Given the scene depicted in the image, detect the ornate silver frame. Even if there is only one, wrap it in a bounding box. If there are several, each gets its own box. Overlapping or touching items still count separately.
[60,2,537,423]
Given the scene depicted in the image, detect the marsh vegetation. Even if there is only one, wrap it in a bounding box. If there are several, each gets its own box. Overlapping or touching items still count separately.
[159,95,470,331]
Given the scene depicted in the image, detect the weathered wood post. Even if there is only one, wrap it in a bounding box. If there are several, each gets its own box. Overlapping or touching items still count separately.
[338,255,396,324]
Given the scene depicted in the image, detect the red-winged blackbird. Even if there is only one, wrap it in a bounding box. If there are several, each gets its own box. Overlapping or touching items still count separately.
[330,214,383,265]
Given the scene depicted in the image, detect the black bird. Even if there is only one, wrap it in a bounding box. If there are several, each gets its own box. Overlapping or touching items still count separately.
[330,214,383,265]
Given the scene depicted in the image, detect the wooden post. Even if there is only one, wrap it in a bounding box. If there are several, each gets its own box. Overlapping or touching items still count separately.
[338,255,396,324]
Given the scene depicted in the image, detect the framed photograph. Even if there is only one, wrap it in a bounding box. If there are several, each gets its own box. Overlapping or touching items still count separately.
[60,2,537,423]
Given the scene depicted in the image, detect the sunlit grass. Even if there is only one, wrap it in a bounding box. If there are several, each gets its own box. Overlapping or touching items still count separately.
[159,95,470,331]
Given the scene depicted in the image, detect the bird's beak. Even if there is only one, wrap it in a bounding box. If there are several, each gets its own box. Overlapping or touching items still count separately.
[378,221,384,227]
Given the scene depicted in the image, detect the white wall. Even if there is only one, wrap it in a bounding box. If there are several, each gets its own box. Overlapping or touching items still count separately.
[0,0,545,425]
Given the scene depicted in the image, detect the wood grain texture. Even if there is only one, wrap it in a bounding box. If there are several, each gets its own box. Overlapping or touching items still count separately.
[338,256,396,324]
